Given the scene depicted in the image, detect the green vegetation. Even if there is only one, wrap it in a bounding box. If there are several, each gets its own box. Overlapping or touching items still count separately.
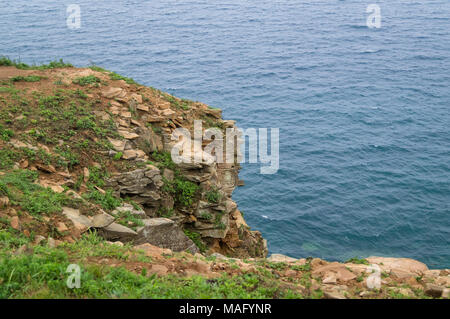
[162,93,191,110]
[87,166,109,188]
[345,257,369,265]
[0,124,13,141]
[113,152,123,161]
[0,149,18,169]
[0,57,73,70]
[0,170,70,217]
[88,65,108,73]
[109,71,138,85]
[0,231,305,298]
[205,187,221,203]
[151,151,199,207]
[183,229,206,253]
[163,177,199,207]
[290,262,312,272]
[202,115,225,129]
[115,210,144,231]
[10,75,43,82]
[83,188,122,212]
[157,207,174,218]
[72,75,101,86]
[151,151,175,170]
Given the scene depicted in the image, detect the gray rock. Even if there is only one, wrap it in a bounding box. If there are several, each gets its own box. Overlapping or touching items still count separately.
[62,207,92,232]
[97,222,138,242]
[135,218,199,254]
[195,213,229,239]
[92,212,115,228]
[162,168,174,181]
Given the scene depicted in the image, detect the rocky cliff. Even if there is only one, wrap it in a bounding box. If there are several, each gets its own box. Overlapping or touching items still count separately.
[0,60,266,259]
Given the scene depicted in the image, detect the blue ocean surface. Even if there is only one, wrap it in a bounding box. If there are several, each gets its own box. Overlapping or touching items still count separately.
[1,0,449,268]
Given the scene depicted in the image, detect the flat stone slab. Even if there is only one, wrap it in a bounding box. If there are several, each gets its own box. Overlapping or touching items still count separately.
[135,218,199,254]
[62,207,92,232]
[97,222,138,242]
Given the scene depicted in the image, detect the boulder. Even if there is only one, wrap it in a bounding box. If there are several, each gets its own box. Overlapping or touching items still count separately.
[107,138,128,152]
[425,283,444,298]
[313,262,357,282]
[135,218,199,254]
[118,130,139,140]
[102,87,123,99]
[366,256,428,278]
[92,212,115,228]
[62,207,92,232]
[96,222,138,242]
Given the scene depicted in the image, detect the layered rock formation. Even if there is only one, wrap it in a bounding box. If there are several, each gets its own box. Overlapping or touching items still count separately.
[0,64,266,258]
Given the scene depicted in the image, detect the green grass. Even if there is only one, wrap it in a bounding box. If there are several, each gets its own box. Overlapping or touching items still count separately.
[0,124,14,141]
[0,148,18,169]
[115,210,144,231]
[83,187,122,212]
[113,152,123,161]
[152,151,176,170]
[109,72,138,85]
[72,75,101,86]
[0,231,302,299]
[183,229,206,253]
[205,187,221,204]
[0,170,69,217]
[0,57,73,70]
[10,75,44,82]
[163,177,199,207]
[88,65,108,73]
[345,257,369,265]
[162,93,191,110]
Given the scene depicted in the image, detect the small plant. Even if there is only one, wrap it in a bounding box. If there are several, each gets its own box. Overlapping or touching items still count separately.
[345,257,369,265]
[76,116,96,130]
[89,65,108,72]
[290,262,312,272]
[0,124,14,141]
[152,151,175,169]
[205,187,221,203]
[72,75,101,86]
[109,72,138,85]
[88,166,109,188]
[166,178,198,207]
[0,149,18,169]
[115,210,144,231]
[113,152,123,161]
[183,229,206,253]
[199,212,212,220]
[157,207,174,218]
[83,187,121,211]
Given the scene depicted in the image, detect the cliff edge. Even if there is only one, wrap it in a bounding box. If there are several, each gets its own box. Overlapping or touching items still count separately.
[0,59,447,299]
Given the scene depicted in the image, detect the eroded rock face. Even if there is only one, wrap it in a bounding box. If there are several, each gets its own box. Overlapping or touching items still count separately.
[135,218,199,254]
[106,166,163,209]
[102,120,267,257]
